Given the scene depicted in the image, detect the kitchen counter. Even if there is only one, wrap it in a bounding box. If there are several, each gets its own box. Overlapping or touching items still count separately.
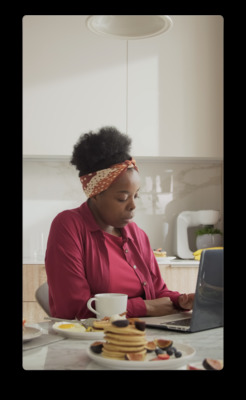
[23,320,223,370]
[23,257,45,264]
[23,258,199,267]
[157,259,199,267]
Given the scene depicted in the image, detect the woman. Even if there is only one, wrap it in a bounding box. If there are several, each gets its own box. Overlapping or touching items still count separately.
[45,127,194,319]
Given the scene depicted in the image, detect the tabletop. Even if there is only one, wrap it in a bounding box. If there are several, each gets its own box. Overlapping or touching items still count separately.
[23,320,223,370]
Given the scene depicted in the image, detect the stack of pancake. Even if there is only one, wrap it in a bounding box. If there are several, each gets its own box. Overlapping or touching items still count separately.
[92,319,111,331]
[102,322,147,360]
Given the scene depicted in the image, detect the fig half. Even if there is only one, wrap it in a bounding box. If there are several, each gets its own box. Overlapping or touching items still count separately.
[144,341,156,352]
[90,341,104,354]
[202,358,223,370]
[154,339,173,350]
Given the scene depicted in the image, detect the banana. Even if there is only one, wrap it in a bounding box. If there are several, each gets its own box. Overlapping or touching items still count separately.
[193,247,223,260]
[193,247,223,256]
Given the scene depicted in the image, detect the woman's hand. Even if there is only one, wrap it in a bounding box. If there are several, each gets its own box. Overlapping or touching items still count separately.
[178,293,195,310]
[144,297,180,317]
[144,293,195,317]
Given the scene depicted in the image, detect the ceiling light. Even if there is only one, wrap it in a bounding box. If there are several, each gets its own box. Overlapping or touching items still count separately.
[86,15,173,40]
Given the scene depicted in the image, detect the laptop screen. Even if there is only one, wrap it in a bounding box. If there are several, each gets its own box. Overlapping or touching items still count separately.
[190,249,224,332]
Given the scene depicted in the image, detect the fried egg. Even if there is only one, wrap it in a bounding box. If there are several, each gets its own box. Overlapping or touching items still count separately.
[58,323,86,332]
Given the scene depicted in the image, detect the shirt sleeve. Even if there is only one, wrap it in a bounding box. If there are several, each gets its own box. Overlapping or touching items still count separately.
[137,226,182,310]
[126,297,147,318]
[45,211,95,319]
[149,251,181,308]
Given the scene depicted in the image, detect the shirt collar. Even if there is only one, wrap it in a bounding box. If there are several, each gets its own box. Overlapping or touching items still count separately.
[79,201,135,241]
[121,224,135,242]
[79,201,101,232]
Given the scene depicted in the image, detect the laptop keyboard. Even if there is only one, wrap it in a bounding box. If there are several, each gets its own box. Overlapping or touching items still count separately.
[164,318,191,327]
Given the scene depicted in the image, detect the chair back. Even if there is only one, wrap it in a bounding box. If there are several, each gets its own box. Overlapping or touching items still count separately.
[35,282,50,316]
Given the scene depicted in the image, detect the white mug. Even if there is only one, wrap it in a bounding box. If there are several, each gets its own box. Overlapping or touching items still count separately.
[87,293,128,319]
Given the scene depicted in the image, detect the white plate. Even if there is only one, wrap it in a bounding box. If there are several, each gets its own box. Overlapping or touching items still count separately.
[87,342,195,370]
[23,326,42,343]
[156,256,176,264]
[52,322,104,340]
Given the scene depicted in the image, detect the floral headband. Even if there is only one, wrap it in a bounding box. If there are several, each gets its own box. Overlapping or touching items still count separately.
[80,159,138,198]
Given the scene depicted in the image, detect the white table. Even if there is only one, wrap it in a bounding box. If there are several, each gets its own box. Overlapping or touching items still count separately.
[23,320,223,370]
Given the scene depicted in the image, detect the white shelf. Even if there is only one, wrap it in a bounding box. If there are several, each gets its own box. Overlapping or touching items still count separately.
[23,257,45,265]
[157,259,199,267]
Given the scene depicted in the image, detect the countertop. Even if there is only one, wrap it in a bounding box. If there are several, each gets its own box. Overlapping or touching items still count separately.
[23,320,223,370]
[23,257,199,267]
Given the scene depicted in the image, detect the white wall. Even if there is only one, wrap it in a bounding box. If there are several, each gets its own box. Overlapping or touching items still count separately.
[23,15,223,158]
[128,15,223,158]
[23,158,223,263]
[23,15,127,156]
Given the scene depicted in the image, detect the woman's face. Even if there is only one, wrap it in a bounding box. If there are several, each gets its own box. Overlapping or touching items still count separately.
[90,168,140,229]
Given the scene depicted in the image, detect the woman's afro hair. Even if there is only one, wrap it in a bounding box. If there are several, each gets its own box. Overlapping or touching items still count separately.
[70,126,132,176]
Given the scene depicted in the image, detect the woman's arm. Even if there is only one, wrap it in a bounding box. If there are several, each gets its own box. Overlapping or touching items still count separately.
[140,232,194,316]
[45,211,95,319]
[144,293,195,317]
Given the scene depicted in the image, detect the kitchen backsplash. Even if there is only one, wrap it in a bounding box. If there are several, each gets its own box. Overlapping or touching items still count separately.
[23,157,223,263]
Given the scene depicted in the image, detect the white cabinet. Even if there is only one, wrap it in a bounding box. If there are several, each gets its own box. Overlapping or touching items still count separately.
[158,264,199,294]
[23,15,223,159]
[23,16,127,156]
[128,15,223,158]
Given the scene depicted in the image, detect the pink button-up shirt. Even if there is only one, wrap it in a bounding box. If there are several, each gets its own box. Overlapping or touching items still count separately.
[45,201,181,319]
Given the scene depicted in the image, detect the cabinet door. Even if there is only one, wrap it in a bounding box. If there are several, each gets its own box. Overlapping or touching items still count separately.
[23,265,47,301]
[23,264,48,322]
[128,15,223,158]
[23,15,127,156]
[158,264,199,294]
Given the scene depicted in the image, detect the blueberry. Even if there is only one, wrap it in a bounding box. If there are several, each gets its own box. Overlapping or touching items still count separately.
[155,348,164,355]
[175,351,182,358]
[167,347,174,356]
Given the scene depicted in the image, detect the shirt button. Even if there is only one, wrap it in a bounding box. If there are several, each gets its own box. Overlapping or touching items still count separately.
[133,265,137,270]
[143,282,147,286]
[124,249,128,253]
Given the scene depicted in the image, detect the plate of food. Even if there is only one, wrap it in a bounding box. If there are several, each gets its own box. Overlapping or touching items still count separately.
[52,321,105,339]
[87,341,195,370]
[153,248,167,258]
[153,248,176,264]
[23,320,42,343]
[86,319,195,370]
[156,257,176,264]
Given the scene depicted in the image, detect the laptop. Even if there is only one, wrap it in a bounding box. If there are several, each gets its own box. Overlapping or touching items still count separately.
[143,249,224,333]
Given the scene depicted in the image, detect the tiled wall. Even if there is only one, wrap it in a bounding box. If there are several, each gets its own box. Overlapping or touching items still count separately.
[23,157,223,263]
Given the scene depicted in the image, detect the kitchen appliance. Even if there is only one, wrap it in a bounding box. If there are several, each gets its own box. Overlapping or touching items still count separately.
[174,210,220,259]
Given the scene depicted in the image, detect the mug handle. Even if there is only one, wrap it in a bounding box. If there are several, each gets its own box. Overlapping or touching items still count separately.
[87,297,100,316]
